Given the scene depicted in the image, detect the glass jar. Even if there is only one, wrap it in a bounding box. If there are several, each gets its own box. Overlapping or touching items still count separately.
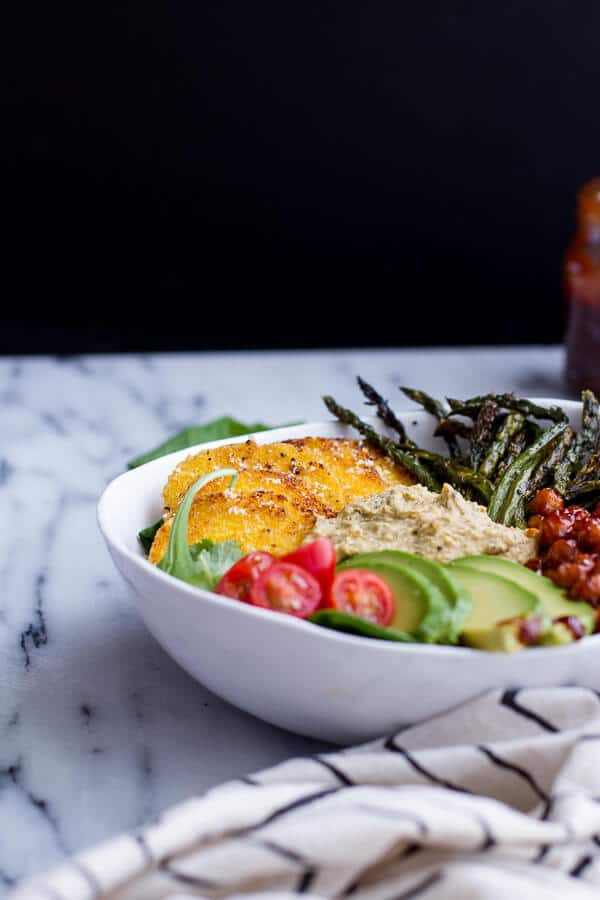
[565,178,600,393]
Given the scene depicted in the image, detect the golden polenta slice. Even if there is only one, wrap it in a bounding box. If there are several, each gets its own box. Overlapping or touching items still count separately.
[150,436,414,563]
[162,437,411,516]
[170,467,332,518]
[283,437,411,509]
[149,490,322,562]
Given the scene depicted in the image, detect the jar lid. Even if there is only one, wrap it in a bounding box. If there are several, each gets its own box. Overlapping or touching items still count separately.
[578,178,600,226]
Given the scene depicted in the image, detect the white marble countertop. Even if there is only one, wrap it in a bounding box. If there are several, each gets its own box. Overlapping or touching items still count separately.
[0,347,571,891]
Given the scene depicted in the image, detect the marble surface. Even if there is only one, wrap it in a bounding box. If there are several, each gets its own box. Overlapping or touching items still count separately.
[0,346,571,892]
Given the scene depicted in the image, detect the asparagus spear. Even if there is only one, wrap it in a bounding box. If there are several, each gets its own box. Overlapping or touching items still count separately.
[447,394,568,424]
[401,387,450,420]
[479,413,525,479]
[469,399,499,470]
[555,390,600,495]
[322,396,441,491]
[323,396,493,503]
[564,479,600,506]
[523,428,573,510]
[400,387,464,459]
[433,419,472,441]
[356,377,413,446]
[495,428,529,481]
[414,453,494,505]
[488,423,569,526]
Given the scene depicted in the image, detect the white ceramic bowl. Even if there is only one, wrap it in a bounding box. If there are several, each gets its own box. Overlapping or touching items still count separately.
[98,400,600,745]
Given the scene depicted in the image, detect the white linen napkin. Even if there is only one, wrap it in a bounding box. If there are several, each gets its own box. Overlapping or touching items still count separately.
[11,687,600,899]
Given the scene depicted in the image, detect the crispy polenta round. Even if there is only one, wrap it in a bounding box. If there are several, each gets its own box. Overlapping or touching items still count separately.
[149,490,323,562]
[173,467,332,518]
[162,437,411,515]
[283,437,411,508]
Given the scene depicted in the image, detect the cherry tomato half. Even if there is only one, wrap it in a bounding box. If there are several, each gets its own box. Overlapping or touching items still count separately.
[281,538,336,600]
[249,562,322,618]
[215,551,275,601]
[329,569,395,626]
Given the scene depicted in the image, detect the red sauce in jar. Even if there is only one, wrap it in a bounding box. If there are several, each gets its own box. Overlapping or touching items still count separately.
[565,179,600,394]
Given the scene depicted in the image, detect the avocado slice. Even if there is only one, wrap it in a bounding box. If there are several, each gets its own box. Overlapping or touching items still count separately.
[452,555,595,637]
[336,560,452,643]
[538,621,577,647]
[465,620,534,653]
[447,564,544,652]
[339,550,471,643]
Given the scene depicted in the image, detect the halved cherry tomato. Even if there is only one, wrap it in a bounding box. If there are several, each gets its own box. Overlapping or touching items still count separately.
[215,552,275,601]
[249,562,321,618]
[281,538,336,600]
[329,569,394,626]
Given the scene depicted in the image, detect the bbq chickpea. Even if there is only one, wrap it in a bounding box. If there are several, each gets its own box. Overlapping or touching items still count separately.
[529,488,565,516]
[548,562,585,589]
[543,538,577,569]
[538,511,574,548]
[570,572,600,605]
[574,518,600,553]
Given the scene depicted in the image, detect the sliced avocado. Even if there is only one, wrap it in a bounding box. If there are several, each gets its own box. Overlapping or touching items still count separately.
[452,555,595,636]
[464,620,530,653]
[336,560,452,643]
[447,564,544,651]
[538,621,575,647]
[339,550,471,643]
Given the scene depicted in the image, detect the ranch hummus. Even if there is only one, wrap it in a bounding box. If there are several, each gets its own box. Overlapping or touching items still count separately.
[308,482,538,564]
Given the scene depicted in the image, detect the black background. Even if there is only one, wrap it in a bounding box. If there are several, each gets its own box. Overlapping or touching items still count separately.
[5,1,600,354]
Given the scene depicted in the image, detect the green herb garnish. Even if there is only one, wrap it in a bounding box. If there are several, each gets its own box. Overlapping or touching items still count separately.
[157,468,243,589]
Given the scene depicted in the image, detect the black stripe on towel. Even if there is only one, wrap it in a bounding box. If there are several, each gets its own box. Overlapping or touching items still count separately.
[315,756,354,786]
[540,794,555,821]
[239,774,260,785]
[385,737,472,794]
[159,862,219,890]
[570,855,593,878]
[298,867,316,893]
[341,844,422,896]
[247,787,340,831]
[473,812,496,850]
[501,689,559,733]
[534,794,575,863]
[133,831,154,864]
[251,837,317,894]
[477,745,548,802]
[354,802,429,837]
[389,869,443,899]
[250,837,309,866]
[576,733,600,744]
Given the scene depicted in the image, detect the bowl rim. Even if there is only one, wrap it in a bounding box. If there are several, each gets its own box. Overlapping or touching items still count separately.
[98,398,600,658]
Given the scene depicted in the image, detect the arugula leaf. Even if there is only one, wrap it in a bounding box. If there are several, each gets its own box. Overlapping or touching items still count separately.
[188,539,243,589]
[128,417,290,469]
[157,467,243,589]
[138,519,163,554]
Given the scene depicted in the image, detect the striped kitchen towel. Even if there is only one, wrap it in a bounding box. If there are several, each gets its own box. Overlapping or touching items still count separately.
[11,687,600,899]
